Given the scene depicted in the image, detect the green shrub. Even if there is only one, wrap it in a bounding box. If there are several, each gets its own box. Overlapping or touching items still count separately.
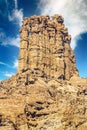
[58,89,62,94]
[50,84,56,89]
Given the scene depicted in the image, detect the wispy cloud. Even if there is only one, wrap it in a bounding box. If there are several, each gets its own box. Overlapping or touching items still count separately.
[0,70,15,78]
[8,0,23,27]
[3,35,20,47]
[13,59,18,68]
[8,9,23,27]
[0,32,5,39]
[0,32,20,47]
[5,0,8,10]
[0,59,18,69]
[38,0,87,49]
[4,72,14,77]
[0,61,8,66]
[14,0,18,9]
[0,61,10,68]
[0,1,22,47]
[0,59,17,79]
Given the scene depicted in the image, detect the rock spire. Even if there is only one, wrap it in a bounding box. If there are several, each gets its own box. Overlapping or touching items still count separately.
[18,14,78,80]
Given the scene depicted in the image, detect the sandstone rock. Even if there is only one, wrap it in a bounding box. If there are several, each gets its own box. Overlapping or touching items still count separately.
[18,14,78,80]
[0,14,87,130]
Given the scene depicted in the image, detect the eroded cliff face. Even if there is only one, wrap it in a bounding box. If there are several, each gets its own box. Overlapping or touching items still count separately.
[0,14,87,130]
[18,14,78,80]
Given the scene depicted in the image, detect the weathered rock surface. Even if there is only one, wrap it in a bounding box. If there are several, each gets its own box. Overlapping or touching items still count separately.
[0,14,87,130]
[18,14,78,80]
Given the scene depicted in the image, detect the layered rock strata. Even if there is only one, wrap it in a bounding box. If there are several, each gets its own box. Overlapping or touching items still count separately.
[18,14,78,80]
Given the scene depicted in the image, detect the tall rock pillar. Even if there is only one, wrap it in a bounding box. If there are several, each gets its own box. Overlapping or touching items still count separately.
[18,14,78,80]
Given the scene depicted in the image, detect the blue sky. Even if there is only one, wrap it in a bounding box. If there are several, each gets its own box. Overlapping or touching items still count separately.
[0,0,87,80]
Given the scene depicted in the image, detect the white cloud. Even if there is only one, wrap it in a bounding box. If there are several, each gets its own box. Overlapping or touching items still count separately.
[0,61,10,67]
[0,61,7,66]
[0,32,5,38]
[8,0,23,27]
[8,9,23,27]
[4,35,20,47]
[38,0,87,49]
[0,0,22,47]
[5,0,8,9]
[0,61,12,68]
[13,59,18,68]
[14,0,18,9]
[4,72,14,77]
[0,59,18,70]
[0,32,20,47]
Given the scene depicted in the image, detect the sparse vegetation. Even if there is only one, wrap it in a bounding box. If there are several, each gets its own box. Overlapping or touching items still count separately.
[58,89,62,94]
[50,84,56,89]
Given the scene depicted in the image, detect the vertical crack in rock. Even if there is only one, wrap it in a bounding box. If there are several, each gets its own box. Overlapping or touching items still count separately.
[18,14,78,80]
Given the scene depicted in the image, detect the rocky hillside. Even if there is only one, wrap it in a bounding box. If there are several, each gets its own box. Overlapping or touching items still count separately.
[0,14,87,130]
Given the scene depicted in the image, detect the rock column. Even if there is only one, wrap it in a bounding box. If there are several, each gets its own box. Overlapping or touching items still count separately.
[18,14,78,80]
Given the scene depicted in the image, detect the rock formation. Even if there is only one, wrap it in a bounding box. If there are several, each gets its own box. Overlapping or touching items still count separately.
[0,14,87,130]
[18,14,78,80]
